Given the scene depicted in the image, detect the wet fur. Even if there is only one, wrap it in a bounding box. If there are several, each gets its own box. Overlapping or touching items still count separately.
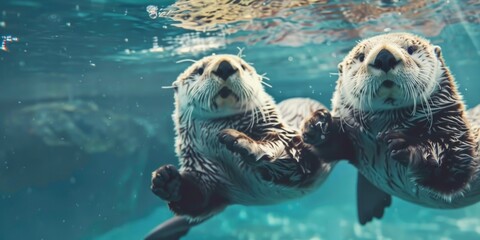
[152,55,335,222]
[332,33,479,207]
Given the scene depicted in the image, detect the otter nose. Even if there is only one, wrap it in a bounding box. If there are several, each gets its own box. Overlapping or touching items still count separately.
[372,49,400,73]
[214,60,237,81]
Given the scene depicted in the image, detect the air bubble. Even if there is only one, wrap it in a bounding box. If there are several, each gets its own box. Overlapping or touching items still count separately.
[146,5,159,19]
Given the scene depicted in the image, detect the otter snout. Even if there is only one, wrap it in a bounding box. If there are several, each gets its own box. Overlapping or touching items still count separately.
[214,60,237,81]
[371,49,401,73]
[381,80,395,88]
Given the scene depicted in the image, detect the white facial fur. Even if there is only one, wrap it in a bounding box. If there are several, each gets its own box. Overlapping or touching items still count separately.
[337,32,444,111]
[173,54,266,118]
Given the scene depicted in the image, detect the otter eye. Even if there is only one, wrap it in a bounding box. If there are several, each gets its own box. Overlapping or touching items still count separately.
[407,45,417,55]
[192,67,204,76]
[241,64,246,70]
[197,67,204,75]
[357,53,365,62]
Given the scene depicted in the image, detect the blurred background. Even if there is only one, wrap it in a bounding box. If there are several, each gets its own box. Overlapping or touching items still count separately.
[0,0,479,239]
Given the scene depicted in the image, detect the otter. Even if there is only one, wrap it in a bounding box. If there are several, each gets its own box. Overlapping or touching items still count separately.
[305,32,480,225]
[146,54,339,239]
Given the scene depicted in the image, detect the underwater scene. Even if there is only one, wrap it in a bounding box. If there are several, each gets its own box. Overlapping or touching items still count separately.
[1,0,480,239]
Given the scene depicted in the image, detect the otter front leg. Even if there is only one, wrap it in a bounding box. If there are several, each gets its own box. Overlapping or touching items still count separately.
[301,109,355,162]
[219,129,289,164]
[151,165,227,219]
[379,129,477,197]
[377,130,420,166]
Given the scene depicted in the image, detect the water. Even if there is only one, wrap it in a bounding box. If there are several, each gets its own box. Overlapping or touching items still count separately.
[0,0,479,239]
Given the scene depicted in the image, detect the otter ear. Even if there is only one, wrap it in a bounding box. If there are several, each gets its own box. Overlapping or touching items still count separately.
[433,45,442,58]
[337,63,343,75]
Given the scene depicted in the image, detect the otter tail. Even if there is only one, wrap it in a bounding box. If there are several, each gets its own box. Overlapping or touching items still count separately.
[144,215,209,240]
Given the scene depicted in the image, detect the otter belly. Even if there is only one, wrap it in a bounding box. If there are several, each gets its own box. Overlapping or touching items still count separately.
[225,160,332,206]
[207,147,325,206]
[352,128,480,209]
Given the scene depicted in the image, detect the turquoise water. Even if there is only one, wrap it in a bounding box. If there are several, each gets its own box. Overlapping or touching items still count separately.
[1,0,480,239]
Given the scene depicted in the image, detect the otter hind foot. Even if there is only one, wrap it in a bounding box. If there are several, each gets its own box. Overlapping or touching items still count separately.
[151,165,182,202]
[219,129,274,163]
[302,109,332,146]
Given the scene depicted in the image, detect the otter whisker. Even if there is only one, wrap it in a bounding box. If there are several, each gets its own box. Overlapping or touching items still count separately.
[244,88,259,131]
[261,81,273,88]
[251,105,259,130]
[420,90,433,129]
[403,78,416,115]
[162,85,177,90]
[162,54,338,228]
[329,33,478,214]
[355,75,368,126]
[236,47,245,58]
[366,77,374,111]
[176,59,198,64]
[409,85,417,116]
[254,94,267,124]
[260,73,271,81]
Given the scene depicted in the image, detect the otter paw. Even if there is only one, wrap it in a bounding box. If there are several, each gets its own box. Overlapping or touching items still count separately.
[378,130,415,166]
[302,109,332,145]
[151,165,182,202]
[218,129,273,163]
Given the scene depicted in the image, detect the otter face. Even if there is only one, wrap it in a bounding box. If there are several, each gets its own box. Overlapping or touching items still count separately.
[173,54,264,118]
[337,32,443,111]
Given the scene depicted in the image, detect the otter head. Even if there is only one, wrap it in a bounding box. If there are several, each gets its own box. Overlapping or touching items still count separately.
[337,32,444,111]
[173,54,265,118]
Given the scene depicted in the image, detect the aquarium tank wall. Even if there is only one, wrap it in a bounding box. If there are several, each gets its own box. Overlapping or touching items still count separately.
[0,0,479,239]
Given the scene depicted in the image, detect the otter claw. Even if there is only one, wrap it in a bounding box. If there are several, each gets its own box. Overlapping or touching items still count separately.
[315,119,329,133]
[390,148,412,165]
[218,131,239,147]
[302,109,332,145]
[379,130,409,163]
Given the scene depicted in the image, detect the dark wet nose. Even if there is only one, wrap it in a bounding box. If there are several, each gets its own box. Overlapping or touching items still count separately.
[372,49,400,73]
[214,60,237,81]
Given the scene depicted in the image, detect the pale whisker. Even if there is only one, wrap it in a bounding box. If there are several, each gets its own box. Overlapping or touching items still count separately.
[162,85,177,89]
[176,59,198,64]
[237,47,245,58]
[261,81,273,88]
